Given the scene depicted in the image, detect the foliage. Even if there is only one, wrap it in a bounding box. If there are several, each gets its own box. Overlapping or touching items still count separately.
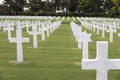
[67,0,79,12]
[28,0,42,16]
[113,0,120,6]
[89,0,103,12]
[3,0,26,15]
[111,0,120,14]
[77,0,90,12]
[78,0,104,13]
[0,0,120,16]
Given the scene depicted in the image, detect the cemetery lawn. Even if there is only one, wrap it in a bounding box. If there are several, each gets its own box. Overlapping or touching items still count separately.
[0,17,120,80]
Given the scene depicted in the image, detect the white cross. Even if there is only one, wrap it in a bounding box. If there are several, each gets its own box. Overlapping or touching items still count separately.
[49,23,53,34]
[78,31,92,59]
[9,22,29,62]
[96,23,100,35]
[72,17,75,21]
[101,23,106,38]
[41,23,45,41]
[28,21,41,48]
[46,22,50,37]
[118,33,120,36]
[38,23,45,41]
[62,17,64,21]
[0,21,3,30]
[82,41,120,80]
[107,25,116,43]
[70,22,82,49]
[26,21,31,33]
[5,23,14,40]
[67,17,70,21]
[78,41,82,49]
[93,23,96,33]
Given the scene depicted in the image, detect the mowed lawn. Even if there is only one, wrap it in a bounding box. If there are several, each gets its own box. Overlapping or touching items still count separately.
[0,17,120,80]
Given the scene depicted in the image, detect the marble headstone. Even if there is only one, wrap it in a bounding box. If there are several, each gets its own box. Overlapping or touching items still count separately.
[82,41,120,80]
[9,22,29,62]
[78,31,92,59]
[107,25,116,43]
[28,21,41,48]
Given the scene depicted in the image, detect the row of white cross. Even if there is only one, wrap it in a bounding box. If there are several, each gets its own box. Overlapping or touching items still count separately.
[78,17,120,43]
[0,16,54,21]
[0,19,62,62]
[70,21,92,59]
[71,18,120,80]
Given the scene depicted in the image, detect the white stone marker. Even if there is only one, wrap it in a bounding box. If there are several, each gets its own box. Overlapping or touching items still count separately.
[49,23,53,34]
[62,17,64,21]
[28,21,41,48]
[101,23,106,38]
[9,22,29,62]
[5,24,14,40]
[96,24,100,35]
[93,23,96,33]
[72,17,75,21]
[68,17,70,21]
[79,31,92,59]
[82,41,120,80]
[38,23,45,41]
[118,33,120,36]
[70,22,83,49]
[26,21,30,33]
[107,25,116,43]
[46,22,50,37]
[78,41,82,49]
[42,23,45,41]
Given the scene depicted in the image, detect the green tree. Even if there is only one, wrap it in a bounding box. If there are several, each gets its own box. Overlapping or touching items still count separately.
[0,4,7,15]
[4,0,26,15]
[112,0,120,14]
[41,1,52,12]
[52,0,63,11]
[103,0,113,14]
[78,0,106,13]
[89,0,103,12]
[67,0,79,12]
[52,0,67,13]
[28,0,42,15]
[77,0,90,12]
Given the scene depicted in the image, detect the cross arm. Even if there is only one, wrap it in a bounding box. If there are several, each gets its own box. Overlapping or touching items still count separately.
[82,59,97,70]
[108,59,120,69]
[9,38,17,43]
[22,38,29,43]
[28,32,41,35]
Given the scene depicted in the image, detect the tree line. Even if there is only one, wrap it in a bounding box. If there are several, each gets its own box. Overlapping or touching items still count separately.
[0,0,120,15]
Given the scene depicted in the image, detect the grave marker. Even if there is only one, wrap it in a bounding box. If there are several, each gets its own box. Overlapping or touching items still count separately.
[96,23,100,35]
[72,17,75,21]
[62,17,64,21]
[118,33,120,36]
[82,41,120,80]
[101,23,106,38]
[5,23,14,40]
[28,21,41,48]
[68,17,70,21]
[79,31,92,59]
[42,23,45,41]
[9,22,29,62]
[107,25,116,43]
[46,21,51,37]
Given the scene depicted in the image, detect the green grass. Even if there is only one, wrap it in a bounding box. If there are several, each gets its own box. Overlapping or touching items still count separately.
[0,17,120,80]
